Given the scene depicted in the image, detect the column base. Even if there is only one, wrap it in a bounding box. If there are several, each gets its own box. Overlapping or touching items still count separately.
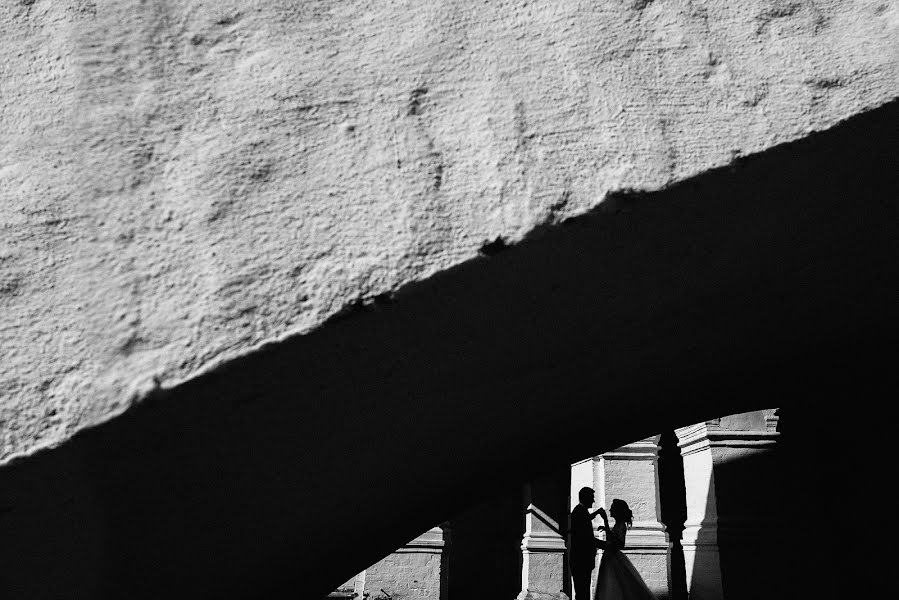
[516,591,570,600]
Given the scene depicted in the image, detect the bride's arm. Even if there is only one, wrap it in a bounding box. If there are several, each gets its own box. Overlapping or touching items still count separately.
[596,513,624,549]
[598,520,624,550]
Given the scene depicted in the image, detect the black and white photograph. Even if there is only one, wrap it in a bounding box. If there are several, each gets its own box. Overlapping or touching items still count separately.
[1,1,896,598]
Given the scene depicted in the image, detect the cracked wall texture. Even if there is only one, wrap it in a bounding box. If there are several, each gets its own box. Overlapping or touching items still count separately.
[1,0,897,463]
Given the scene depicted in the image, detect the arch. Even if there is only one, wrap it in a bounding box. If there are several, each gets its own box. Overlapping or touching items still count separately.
[0,101,896,599]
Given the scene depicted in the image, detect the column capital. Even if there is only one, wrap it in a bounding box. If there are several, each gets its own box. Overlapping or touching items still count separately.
[597,435,661,461]
[765,409,780,432]
[394,526,446,554]
[676,423,779,457]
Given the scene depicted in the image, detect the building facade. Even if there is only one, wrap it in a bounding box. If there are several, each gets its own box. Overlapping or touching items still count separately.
[343,408,780,600]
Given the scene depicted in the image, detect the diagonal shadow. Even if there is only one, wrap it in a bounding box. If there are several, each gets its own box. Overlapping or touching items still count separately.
[0,100,896,599]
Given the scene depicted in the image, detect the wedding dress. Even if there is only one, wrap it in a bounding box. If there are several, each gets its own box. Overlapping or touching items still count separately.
[593,521,657,600]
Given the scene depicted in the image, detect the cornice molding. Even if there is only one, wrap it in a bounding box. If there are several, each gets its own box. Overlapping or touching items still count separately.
[597,436,661,461]
[765,411,780,433]
[620,525,669,551]
[676,424,779,456]
[395,527,445,553]
[521,532,568,552]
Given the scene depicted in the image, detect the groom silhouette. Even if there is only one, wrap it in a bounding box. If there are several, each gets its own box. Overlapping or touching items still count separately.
[569,487,607,600]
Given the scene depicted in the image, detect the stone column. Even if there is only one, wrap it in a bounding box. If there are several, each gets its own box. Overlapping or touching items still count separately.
[517,504,570,600]
[594,436,670,598]
[676,410,779,600]
[676,423,724,600]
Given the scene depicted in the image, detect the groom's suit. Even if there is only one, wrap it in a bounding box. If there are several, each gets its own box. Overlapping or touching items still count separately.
[569,504,606,600]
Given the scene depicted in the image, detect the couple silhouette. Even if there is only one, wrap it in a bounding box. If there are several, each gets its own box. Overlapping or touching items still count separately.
[569,487,656,600]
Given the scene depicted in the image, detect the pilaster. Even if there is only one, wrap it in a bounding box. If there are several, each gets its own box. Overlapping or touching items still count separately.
[677,411,779,600]
[595,435,669,598]
[517,504,570,600]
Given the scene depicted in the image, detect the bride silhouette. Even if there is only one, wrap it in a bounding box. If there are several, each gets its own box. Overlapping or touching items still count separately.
[593,499,656,600]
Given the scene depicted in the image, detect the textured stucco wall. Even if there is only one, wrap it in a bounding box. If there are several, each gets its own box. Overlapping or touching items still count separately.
[365,551,444,600]
[1,0,897,462]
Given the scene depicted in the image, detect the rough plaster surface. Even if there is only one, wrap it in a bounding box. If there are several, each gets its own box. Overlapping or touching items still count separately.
[1,0,897,463]
[365,552,443,600]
